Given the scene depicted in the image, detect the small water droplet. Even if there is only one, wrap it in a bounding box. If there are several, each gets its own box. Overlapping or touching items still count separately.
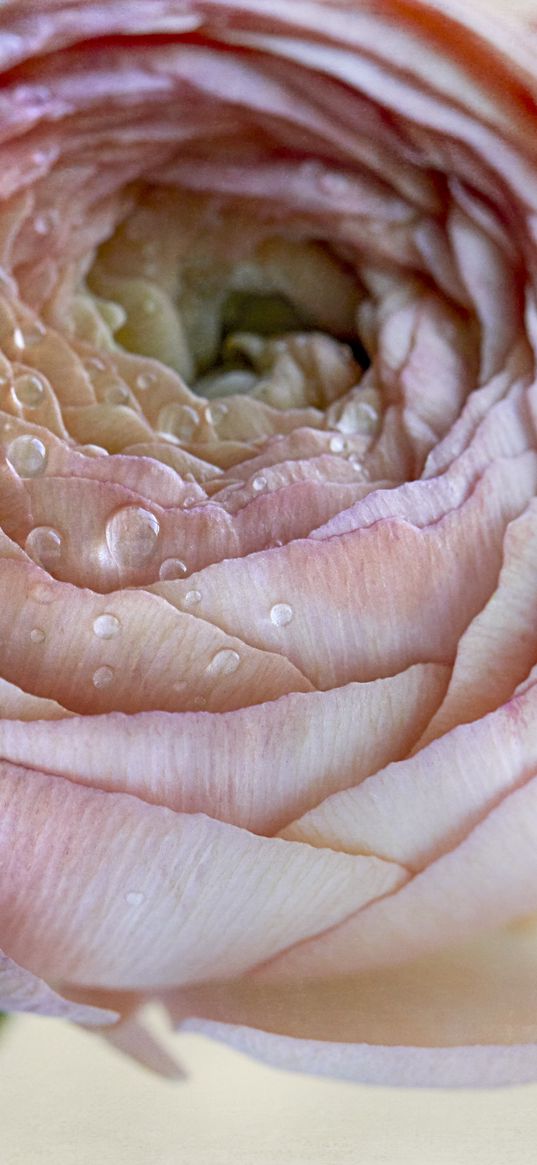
[192,695,207,708]
[25,526,62,569]
[211,401,228,420]
[79,444,109,457]
[125,890,145,906]
[105,506,160,568]
[329,434,345,454]
[92,665,114,689]
[93,613,121,639]
[157,404,199,441]
[206,649,240,678]
[83,357,106,375]
[30,627,46,643]
[159,558,188,581]
[30,582,57,604]
[7,435,47,477]
[12,373,46,408]
[135,372,156,391]
[270,602,294,627]
[103,382,130,406]
[184,589,201,606]
[14,322,46,349]
[33,209,57,236]
[347,452,362,469]
[252,475,267,492]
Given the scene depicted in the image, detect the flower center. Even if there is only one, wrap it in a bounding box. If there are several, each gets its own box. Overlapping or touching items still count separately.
[83,186,372,415]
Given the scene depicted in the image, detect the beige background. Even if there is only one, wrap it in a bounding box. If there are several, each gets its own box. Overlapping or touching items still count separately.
[1,1008,537,1164]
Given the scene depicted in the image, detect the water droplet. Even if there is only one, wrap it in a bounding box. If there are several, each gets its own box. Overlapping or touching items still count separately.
[14,322,46,349]
[79,444,109,457]
[83,357,106,375]
[157,404,199,441]
[184,589,201,606]
[25,526,62,569]
[30,582,57,604]
[136,372,156,391]
[30,627,46,643]
[329,434,345,454]
[7,435,47,477]
[125,890,145,906]
[211,401,228,420]
[33,210,57,236]
[103,382,130,406]
[12,373,45,408]
[192,695,207,708]
[206,649,240,678]
[92,665,114,689]
[105,506,160,568]
[159,558,188,581]
[270,602,294,627]
[92,613,121,639]
[347,452,362,469]
[252,475,267,492]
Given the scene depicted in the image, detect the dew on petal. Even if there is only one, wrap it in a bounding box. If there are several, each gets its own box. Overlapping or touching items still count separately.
[12,373,46,408]
[7,435,47,477]
[25,526,63,569]
[92,665,114,689]
[33,210,57,236]
[159,558,188,581]
[125,890,145,906]
[79,444,109,457]
[103,381,130,406]
[206,649,240,678]
[157,403,199,441]
[30,582,57,604]
[30,627,46,644]
[252,475,267,492]
[105,505,160,568]
[135,372,156,391]
[184,589,202,606]
[270,602,294,627]
[92,613,121,639]
[329,434,345,453]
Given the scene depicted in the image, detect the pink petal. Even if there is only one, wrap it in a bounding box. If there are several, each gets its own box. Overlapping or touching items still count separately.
[0,761,407,989]
[0,663,447,834]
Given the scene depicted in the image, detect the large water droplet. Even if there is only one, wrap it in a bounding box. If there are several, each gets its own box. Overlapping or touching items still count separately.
[12,373,46,408]
[92,665,114,689]
[206,649,241,678]
[270,602,294,627]
[329,434,345,454]
[103,381,130,407]
[25,526,63,570]
[252,475,267,493]
[159,558,188,581]
[105,506,160,568]
[93,613,121,639]
[30,627,46,643]
[157,404,199,441]
[7,435,47,477]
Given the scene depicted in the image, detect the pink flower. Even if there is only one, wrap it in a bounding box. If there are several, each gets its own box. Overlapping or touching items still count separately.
[1,0,537,1086]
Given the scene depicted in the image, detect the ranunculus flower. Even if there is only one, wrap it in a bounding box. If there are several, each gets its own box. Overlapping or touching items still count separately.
[3,0,537,1088]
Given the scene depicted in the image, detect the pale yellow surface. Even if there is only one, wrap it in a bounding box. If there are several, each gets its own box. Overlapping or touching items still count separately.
[0,1009,536,1164]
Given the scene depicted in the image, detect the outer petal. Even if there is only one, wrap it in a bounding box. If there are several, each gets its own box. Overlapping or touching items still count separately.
[0,948,117,1026]
[0,762,407,989]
